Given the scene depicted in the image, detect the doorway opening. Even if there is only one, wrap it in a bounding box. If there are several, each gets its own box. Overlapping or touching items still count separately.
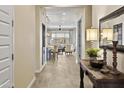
[40,6,85,65]
[32,6,86,88]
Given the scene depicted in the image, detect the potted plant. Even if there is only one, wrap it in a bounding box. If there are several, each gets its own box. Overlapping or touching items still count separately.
[86,48,104,68]
[86,48,100,61]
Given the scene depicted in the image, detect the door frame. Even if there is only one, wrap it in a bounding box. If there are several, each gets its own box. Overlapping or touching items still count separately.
[42,23,46,65]
[76,18,82,63]
[76,14,85,63]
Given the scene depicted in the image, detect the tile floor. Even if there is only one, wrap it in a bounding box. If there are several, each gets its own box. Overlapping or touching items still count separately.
[32,54,92,88]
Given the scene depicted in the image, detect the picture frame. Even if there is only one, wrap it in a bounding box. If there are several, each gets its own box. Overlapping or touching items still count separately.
[113,23,123,45]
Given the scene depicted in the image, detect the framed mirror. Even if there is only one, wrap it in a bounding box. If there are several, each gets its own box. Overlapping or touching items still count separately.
[99,6,124,52]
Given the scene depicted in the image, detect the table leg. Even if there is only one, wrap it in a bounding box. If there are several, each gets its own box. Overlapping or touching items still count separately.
[80,66,84,88]
[93,85,95,88]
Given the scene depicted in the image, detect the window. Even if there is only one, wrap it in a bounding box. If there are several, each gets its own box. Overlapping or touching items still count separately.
[52,32,69,38]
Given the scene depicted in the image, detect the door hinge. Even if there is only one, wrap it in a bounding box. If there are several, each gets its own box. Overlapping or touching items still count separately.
[12,54,14,61]
[12,20,14,27]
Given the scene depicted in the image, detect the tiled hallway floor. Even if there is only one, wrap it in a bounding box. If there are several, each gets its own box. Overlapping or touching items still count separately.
[32,54,92,88]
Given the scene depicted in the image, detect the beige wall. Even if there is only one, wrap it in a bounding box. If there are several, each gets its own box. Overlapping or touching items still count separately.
[92,5,123,28]
[92,5,124,72]
[35,6,41,72]
[84,5,92,58]
[14,6,36,87]
[75,6,92,59]
[85,5,92,29]
[35,6,45,73]
[35,6,47,72]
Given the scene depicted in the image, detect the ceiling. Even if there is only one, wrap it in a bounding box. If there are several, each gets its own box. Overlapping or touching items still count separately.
[45,7,83,27]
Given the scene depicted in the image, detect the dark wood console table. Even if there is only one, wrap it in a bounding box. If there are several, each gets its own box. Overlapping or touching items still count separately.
[80,59,124,88]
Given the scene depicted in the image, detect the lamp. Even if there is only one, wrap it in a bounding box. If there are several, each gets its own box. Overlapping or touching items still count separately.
[86,28,98,41]
[86,28,98,48]
[102,28,113,41]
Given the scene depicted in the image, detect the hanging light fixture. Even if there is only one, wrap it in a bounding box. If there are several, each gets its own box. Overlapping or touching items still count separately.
[58,25,62,31]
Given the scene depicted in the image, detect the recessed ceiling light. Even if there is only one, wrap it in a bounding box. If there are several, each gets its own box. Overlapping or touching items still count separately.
[62,12,66,15]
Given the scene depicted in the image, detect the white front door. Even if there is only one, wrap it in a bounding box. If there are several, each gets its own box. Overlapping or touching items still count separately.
[0,6,13,88]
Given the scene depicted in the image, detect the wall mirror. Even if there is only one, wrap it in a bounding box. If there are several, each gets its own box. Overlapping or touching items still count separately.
[99,6,124,52]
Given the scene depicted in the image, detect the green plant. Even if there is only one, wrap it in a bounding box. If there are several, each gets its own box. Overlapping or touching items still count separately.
[86,48,100,57]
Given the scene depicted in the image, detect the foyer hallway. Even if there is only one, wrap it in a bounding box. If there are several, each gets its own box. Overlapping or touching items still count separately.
[32,55,80,88]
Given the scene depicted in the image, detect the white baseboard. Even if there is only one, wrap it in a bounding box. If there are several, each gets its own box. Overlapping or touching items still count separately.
[27,75,36,88]
[27,63,46,88]
[35,63,46,73]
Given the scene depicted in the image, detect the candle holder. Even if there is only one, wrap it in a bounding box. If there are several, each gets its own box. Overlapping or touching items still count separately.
[100,45,110,74]
[103,45,107,66]
[110,41,120,75]
[102,38,107,66]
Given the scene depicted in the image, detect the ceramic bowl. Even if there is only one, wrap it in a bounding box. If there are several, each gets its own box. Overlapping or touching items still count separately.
[90,60,104,69]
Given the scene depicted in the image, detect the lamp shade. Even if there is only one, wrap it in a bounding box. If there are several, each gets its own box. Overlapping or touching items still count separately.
[86,28,98,41]
[102,28,113,40]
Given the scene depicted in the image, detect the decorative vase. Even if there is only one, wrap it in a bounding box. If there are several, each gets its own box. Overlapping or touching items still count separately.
[89,57,97,62]
[89,57,104,69]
